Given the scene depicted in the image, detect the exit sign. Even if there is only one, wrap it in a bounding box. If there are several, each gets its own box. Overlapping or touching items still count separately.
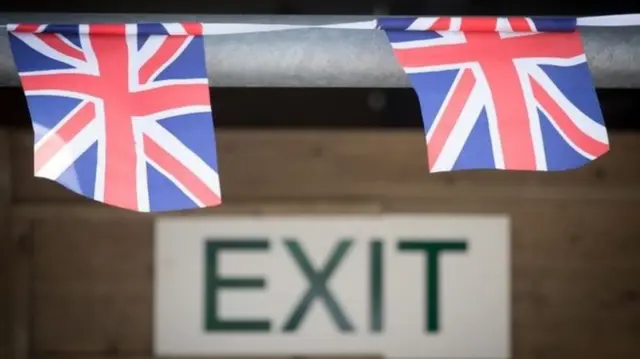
[154,215,510,358]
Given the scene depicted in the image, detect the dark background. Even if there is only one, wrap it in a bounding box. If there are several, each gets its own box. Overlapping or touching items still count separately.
[2,0,640,131]
[3,0,640,16]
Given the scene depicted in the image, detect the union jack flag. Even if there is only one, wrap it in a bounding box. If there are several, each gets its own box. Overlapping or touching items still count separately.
[379,17,610,172]
[8,23,221,212]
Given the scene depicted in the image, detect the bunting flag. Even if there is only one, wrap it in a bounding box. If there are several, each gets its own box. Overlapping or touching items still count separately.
[7,23,222,212]
[378,17,610,172]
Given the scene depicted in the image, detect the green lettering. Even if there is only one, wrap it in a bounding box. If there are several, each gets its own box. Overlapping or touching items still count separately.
[370,239,383,332]
[282,239,354,332]
[205,239,271,332]
[398,239,467,333]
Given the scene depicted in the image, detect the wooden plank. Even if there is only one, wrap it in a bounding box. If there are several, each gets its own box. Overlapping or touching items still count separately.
[21,199,640,359]
[0,130,12,359]
[0,131,33,359]
[10,131,640,204]
[11,219,33,359]
[31,218,153,355]
[1,129,32,359]
[12,200,384,220]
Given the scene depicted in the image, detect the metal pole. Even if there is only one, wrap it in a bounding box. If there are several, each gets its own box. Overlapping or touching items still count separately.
[1,13,640,88]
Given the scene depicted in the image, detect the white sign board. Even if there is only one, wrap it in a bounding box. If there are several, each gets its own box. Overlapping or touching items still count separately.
[154,215,510,358]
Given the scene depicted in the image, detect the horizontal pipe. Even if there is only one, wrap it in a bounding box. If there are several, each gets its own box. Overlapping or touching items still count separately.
[1,13,640,88]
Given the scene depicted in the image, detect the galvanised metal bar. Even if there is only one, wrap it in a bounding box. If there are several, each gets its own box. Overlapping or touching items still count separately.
[1,13,640,88]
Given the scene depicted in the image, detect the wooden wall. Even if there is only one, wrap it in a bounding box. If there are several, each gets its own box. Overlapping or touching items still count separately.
[1,130,12,359]
[2,129,640,359]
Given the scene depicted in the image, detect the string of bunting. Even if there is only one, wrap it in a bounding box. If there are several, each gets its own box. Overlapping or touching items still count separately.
[4,14,640,212]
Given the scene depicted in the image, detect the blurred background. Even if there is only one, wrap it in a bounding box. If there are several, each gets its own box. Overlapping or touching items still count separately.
[0,1,639,359]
